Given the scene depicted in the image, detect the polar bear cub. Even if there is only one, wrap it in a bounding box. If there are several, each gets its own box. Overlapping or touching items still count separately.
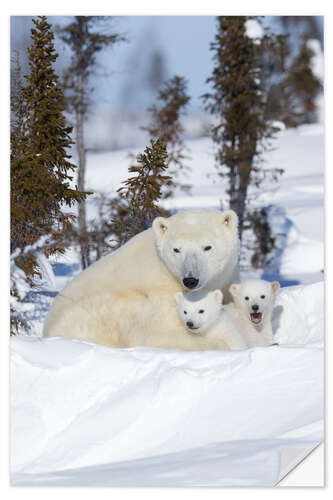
[225,279,280,347]
[174,289,248,350]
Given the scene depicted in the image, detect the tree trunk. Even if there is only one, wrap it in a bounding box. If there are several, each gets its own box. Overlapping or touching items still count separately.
[235,160,252,241]
[76,72,89,269]
[228,162,238,215]
[227,137,238,214]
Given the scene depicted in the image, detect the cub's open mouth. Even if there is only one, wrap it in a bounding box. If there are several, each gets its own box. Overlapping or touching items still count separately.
[250,312,262,324]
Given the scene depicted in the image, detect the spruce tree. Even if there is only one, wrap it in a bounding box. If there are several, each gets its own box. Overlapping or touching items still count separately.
[280,36,322,126]
[202,16,283,241]
[279,16,323,49]
[143,75,191,198]
[10,16,87,333]
[111,138,170,246]
[265,23,322,128]
[11,16,87,253]
[247,208,276,269]
[146,50,167,94]
[59,16,126,269]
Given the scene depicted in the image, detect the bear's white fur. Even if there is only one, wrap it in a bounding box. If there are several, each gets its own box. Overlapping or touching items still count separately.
[175,289,248,350]
[43,209,239,350]
[225,279,280,347]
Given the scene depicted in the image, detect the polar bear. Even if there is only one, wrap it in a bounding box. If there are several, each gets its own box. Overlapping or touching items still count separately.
[43,209,240,350]
[174,289,248,350]
[225,279,280,347]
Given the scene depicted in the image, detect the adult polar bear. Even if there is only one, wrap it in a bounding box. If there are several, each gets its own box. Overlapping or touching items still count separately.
[43,209,239,350]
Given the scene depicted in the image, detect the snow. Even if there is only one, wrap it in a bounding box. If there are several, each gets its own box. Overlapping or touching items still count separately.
[34,253,57,291]
[10,262,30,302]
[273,282,323,345]
[271,120,286,132]
[245,19,263,42]
[10,282,323,486]
[306,38,324,83]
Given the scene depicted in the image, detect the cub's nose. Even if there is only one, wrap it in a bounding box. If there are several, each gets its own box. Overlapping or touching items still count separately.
[186,321,194,328]
[183,277,199,289]
[252,304,259,311]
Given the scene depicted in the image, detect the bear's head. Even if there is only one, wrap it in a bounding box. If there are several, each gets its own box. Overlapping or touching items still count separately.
[174,289,223,334]
[229,279,280,326]
[152,209,239,291]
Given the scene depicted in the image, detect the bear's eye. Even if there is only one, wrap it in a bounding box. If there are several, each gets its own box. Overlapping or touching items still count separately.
[173,248,180,253]
[199,309,205,314]
[245,296,249,301]
[184,310,187,315]
[203,245,212,251]
[260,295,266,299]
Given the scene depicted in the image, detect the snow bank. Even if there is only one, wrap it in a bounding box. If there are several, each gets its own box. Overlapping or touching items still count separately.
[11,282,323,486]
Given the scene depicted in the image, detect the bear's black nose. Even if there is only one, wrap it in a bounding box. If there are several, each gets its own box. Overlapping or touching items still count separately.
[186,321,194,328]
[183,277,199,289]
[252,304,259,311]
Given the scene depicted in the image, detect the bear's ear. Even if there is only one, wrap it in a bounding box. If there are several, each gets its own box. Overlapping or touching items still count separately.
[152,217,169,240]
[271,281,280,294]
[229,283,239,296]
[212,289,223,304]
[221,210,238,232]
[174,291,184,304]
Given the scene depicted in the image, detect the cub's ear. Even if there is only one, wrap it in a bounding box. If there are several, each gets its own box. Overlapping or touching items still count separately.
[271,281,280,294]
[212,289,223,304]
[221,210,238,232]
[174,291,184,304]
[229,283,239,296]
[152,217,169,240]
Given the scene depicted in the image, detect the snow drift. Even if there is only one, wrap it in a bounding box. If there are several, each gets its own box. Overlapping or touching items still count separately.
[11,282,324,486]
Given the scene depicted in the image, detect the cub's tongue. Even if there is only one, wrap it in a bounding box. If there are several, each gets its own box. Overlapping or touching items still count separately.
[250,312,262,324]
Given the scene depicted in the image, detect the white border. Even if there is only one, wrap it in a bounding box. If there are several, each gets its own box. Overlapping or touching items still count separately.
[2,2,330,498]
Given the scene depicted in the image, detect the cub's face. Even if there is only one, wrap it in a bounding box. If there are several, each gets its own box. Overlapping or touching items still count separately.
[174,289,223,334]
[230,279,280,326]
[152,210,239,291]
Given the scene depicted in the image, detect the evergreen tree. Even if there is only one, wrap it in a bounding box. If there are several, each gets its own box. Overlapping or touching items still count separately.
[146,50,167,94]
[86,192,114,260]
[279,16,323,49]
[11,16,87,253]
[265,19,323,128]
[280,36,322,126]
[202,16,283,241]
[246,208,276,268]
[59,16,126,269]
[111,138,170,246]
[10,16,87,333]
[143,75,191,198]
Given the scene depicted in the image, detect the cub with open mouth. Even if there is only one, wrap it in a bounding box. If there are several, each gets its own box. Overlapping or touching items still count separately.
[174,289,248,350]
[225,279,280,346]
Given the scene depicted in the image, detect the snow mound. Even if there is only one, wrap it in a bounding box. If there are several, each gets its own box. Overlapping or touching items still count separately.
[274,282,323,345]
[280,226,324,275]
[11,282,323,486]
